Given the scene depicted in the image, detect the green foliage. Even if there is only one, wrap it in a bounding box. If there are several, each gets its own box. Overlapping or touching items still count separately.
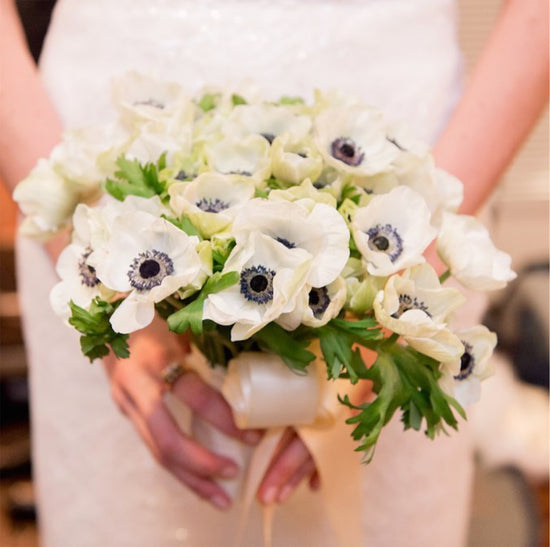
[254,323,316,373]
[167,271,239,335]
[212,240,236,273]
[341,345,465,460]
[231,93,247,106]
[278,96,305,105]
[162,214,201,238]
[318,317,382,382]
[266,176,294,191]
[197,93,220,112]
[68,299,129,361]
[105,154,167,201]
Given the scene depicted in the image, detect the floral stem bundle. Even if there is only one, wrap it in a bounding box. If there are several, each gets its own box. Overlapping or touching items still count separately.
[14,72,516,459]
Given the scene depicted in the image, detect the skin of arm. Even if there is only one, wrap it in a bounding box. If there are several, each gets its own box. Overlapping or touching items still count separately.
[0,0,65,260]
[434,0,549,215]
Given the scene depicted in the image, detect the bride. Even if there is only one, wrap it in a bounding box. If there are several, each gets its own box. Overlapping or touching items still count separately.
[1,0,547,545]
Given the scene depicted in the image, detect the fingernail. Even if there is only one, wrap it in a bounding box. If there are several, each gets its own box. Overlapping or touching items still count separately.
[210,494,231,511]
[278,485,293,504]
[261,486,277,505]
[220,464,239,479]
[243,430,262,445]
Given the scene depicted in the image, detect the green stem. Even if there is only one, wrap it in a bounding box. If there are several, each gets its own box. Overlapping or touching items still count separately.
[166,295,183,310]
[439,269,451,284]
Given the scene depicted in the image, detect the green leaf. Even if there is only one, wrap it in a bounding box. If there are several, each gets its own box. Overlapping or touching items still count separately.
[328,317,382,344]
[278,96,305,105]
[197,93,220,112]
[68,299,129,362]
[343,345,466,455]
[231,93,247,106]
[317,317,381,383]
[167,271,239,335]
[162,215,201,238]
[253,323,316,373]
[105,154,167,201]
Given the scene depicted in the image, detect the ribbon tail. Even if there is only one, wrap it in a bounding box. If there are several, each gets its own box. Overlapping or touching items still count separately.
[262,504,275,547]
[298,417,364,547]
[233,427,286,547]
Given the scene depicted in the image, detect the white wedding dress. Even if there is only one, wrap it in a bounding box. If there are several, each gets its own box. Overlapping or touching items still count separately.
[17,0,475,545]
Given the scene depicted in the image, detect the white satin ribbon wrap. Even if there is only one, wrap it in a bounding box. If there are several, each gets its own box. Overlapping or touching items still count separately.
[175,348,364,546]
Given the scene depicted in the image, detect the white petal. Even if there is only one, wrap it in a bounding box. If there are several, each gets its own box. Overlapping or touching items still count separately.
[437,213,516,290]
[110,295,155,333]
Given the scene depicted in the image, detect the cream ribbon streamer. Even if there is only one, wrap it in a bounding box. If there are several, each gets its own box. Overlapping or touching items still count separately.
[176,348,364,546]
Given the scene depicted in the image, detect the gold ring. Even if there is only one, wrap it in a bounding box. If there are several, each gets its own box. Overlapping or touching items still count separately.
[161,362,185,387]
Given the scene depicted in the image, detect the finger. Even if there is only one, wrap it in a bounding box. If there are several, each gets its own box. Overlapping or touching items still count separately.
[128,370,241,479]
[277,457,317,503]
[171,371,262,445]
[309,470,321,491]
[120,392,233,510]
[257,432,312,505]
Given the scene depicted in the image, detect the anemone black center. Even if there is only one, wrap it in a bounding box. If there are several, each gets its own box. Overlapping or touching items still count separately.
[460,352,472,372]
[139,259,161,279]
[78,248,100,288]
[240,265,275,304]
[340,143,355,158]
[372,235,389,251]
[309,291,320,306]
[250,274,268,293]
[276,237,296,249]
[261,133,275,144]
[367,223,404,263]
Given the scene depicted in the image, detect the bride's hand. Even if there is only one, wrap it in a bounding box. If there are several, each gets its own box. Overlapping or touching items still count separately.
[102,317,261,510]
[256,428,319,505]
[256,374,374,504]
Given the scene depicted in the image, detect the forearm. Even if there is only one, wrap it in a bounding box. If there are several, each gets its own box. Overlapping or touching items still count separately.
[433,0,548,215]
[0,0,63,191]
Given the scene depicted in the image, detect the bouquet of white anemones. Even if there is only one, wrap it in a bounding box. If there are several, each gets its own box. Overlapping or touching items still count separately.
[14,72,516,459]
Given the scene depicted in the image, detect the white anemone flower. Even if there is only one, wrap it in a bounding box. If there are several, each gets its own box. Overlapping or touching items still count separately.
[440,325,497,407]
[90,211,208,333]
[225,103,311,143]
[13,159,80,239]
[75,195,168,251]
[277,277,347,330]
[203,232,312,341]
[437,213,516,290]
[49,198,166,321]
[232,198,349,288]
[205,134,271,180]
[51,123,127,194]
[111,71,193,128]
[314,105,399,176]
[391,155,463,228]
[270,134,324,184]
[310,167,347,201]
[351,186,436,276]
[168,173,255,238]
[268,179,337,209]
[50,241,115,321]
[342,257,386,314]
[373,264,465,362]
[385,122,431,160]
[123,121,192,164]
[351,171,399,196]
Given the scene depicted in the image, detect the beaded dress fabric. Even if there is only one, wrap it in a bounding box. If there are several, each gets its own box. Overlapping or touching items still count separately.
[17,1,474,545]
